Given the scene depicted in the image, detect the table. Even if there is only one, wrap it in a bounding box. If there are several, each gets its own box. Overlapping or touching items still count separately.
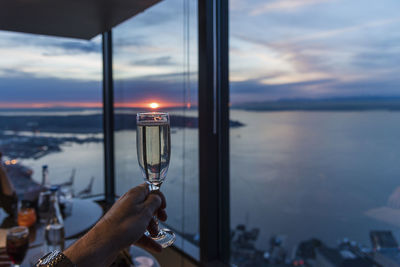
[31,199,103,247]
[0,199,103,247]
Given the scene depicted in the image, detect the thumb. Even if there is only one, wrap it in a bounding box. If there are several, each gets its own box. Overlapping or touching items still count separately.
[144,193,162,216]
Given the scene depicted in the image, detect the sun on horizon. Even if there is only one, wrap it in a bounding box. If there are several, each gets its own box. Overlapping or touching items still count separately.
[149,102,160,109]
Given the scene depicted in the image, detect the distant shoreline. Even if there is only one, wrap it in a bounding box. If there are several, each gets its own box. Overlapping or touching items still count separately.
[4,97,400,113]
[232,97,400,112]
[0,113,244,134]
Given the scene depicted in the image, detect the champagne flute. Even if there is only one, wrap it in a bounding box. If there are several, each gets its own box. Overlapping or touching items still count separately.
[136,112,175,248]
[6,226,29,267]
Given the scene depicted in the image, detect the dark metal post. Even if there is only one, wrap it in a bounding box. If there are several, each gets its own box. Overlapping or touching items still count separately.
[102,30,115,204]
[198,0,230,265]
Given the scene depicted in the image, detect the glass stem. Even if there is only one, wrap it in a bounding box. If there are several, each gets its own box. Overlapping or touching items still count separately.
[148,183,162,237]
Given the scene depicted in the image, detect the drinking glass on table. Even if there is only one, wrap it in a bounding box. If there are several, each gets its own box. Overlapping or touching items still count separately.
[17,200,37,228]
[38,190,52,224]
[6,226,29,267]
[59,185,74,217]
[136,112,175,248]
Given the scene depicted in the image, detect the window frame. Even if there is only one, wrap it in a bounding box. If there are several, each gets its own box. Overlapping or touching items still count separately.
[101,0,230,264]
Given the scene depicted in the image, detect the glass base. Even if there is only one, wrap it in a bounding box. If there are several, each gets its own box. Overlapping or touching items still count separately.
[146,228,176,248]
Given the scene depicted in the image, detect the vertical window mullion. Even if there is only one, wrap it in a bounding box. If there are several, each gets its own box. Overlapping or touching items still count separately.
[198,0,230,265]
[102,30,116,205]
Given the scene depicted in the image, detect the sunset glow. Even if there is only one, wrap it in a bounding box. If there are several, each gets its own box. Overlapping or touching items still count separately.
[0,101,188,109]
[149,102,160,109]
[114,101,185,109]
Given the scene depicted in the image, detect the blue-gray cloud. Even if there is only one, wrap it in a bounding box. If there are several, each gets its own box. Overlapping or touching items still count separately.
[114,72,198,104]
[0,74,101,102]
[0,31,101,55]
[131,56,175,66]
[230,76,400,103]
[56,41,100,53]
[352,51,400,70]
[113,35,149,48]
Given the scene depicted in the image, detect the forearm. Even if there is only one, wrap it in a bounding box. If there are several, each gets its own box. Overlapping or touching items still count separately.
[62,184,164,266]
[64,219,122,266]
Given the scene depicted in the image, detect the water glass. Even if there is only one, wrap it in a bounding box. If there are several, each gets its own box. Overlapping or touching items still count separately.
[6,226,29,267]
[59,185,74,217]
[38,191,52,224]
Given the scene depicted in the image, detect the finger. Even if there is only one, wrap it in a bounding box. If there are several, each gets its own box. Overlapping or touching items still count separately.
[135,235,162,253]
[143,194,162,216]
[151,191,166,210]
[127,183,149,203]
[147,218,159,237]
[157,209,167,222]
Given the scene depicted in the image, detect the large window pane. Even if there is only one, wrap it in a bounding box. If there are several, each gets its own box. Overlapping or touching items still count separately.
[0,31,104,198]
[230,1,400,266]
[113,0,199,258]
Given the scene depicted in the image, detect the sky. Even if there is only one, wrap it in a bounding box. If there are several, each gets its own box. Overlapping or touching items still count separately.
[1,0,400,107]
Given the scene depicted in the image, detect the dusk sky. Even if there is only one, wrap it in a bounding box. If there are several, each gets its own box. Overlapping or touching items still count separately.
[1,0,400,107]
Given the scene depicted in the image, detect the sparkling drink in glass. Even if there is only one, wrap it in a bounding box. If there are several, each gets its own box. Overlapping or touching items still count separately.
[136,112,175,248]
[6,226,29,267]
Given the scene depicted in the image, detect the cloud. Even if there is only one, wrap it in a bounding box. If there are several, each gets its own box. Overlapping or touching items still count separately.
[114,73,198,105]
[236,17,400,47]
[231,15,400,88]
[0,75,101,102]
[131,10,175,26]
[132,56,176,66]
[0,33,102,54]
[352,50,400,70]
[230,78,338,102]
[46,41,101,55]
[0,70,199,107]
[113,36,149,49]
[251,0,335,15]
[0,68,35,78]
[331,78,400,96]
[230,75,400,103]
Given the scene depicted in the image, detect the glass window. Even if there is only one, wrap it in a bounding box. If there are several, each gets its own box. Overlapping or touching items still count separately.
[0,31,104,198]
[230,0,400,266]
[113,0,199,258]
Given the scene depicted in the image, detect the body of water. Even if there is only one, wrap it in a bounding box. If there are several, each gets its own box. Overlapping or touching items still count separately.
[13,110,400,253]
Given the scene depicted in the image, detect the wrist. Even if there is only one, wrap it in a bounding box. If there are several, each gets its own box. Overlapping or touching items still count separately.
[36,250,76,267]
[64,220,121,266]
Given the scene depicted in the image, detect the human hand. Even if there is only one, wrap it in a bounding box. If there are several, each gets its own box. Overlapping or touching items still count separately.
[100,183,167,252]
[64,183,168,266]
